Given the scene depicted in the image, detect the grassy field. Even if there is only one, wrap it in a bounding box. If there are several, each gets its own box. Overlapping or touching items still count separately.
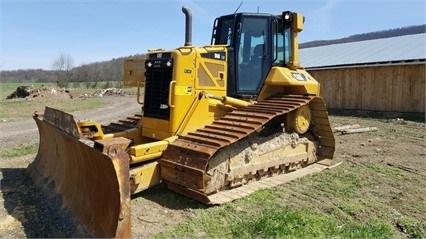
[0,144,39,158]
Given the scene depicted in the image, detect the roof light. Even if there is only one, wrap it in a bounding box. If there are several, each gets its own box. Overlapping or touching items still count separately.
[282,11,293,26]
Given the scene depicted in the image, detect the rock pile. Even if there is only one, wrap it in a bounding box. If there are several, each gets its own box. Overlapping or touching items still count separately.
[92,88,125,97]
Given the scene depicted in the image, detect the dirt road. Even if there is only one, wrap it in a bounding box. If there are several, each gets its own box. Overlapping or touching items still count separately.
[0,96,425,238]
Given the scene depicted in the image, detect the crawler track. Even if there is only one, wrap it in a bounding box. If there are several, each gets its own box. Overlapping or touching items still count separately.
[102,114,143,133]
[160,94,335,204]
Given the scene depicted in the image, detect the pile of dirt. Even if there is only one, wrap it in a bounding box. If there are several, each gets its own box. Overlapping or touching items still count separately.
[6,86,72,100]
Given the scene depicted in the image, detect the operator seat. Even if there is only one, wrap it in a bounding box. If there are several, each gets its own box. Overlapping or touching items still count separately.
[243,44,263,91]
[249,44,264,66]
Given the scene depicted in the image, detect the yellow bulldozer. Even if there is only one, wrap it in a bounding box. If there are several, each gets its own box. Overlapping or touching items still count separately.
[28,7,335,238]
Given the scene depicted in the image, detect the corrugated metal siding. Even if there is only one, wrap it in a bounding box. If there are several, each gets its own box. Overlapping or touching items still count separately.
[300,33,426,68]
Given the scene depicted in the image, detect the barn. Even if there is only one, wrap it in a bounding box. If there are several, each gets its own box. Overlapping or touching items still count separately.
[300,33,426,114]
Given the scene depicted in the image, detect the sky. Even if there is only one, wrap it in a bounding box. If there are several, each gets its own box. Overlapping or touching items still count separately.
[1,0,425,71]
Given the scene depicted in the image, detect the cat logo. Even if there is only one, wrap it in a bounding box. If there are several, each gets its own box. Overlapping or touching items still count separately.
[159,104,168,109]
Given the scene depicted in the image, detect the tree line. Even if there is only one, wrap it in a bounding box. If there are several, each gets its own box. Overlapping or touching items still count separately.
[1,54,145,88]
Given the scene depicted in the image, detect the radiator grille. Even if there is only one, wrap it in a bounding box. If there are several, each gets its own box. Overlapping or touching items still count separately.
[144,58,173,120]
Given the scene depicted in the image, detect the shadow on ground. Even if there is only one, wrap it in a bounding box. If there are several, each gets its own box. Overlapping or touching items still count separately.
[132,182,209,210]
[1,168,208,238]
[1,168,80,238]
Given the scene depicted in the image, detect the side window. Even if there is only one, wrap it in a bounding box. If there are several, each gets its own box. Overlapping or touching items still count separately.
[216,19,234,45]
[273,21,290,65]
[273,21,284,64]
[284,28,291,64]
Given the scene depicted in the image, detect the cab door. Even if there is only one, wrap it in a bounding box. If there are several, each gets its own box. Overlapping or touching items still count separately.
[235,16,272,96]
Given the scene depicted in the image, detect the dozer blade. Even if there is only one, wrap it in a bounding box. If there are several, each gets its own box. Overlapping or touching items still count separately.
[27,107,132,238]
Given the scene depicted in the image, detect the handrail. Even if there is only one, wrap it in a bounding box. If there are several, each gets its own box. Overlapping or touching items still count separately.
[136,80,144,105]
[168,81,176,108]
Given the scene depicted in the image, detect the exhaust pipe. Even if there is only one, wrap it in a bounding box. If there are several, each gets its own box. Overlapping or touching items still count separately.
[182,6,192,46]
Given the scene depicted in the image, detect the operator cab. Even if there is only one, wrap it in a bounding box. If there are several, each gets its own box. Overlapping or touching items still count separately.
[211,12,293,98]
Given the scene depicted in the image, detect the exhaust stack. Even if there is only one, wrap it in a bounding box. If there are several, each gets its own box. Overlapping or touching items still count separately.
[182,6,192,46]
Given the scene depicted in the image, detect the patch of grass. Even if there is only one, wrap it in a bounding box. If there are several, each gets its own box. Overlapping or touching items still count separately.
[306,167,364,198]
[334,200,365,220]
[154,198,259,239]
[397,216,426,239]
[340,218,394,238]
[0,144,38,158]
[0,97,104,119]
[229,203,394,239]
[241,187,279,205]
[230,207,337,238]
[367,162,406,177]
[156,204,395,239]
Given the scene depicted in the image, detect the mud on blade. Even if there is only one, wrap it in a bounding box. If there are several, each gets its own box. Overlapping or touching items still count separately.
[27,107,132,238]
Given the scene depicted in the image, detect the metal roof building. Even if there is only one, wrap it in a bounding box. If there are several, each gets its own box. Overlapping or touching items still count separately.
[300,33,426,69]
[299,33,425,113]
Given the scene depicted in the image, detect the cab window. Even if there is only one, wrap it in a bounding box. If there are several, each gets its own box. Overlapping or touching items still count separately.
[237,17,268,92]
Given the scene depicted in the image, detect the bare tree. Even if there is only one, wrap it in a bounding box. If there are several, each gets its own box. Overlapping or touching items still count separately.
[52,53,74,87]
